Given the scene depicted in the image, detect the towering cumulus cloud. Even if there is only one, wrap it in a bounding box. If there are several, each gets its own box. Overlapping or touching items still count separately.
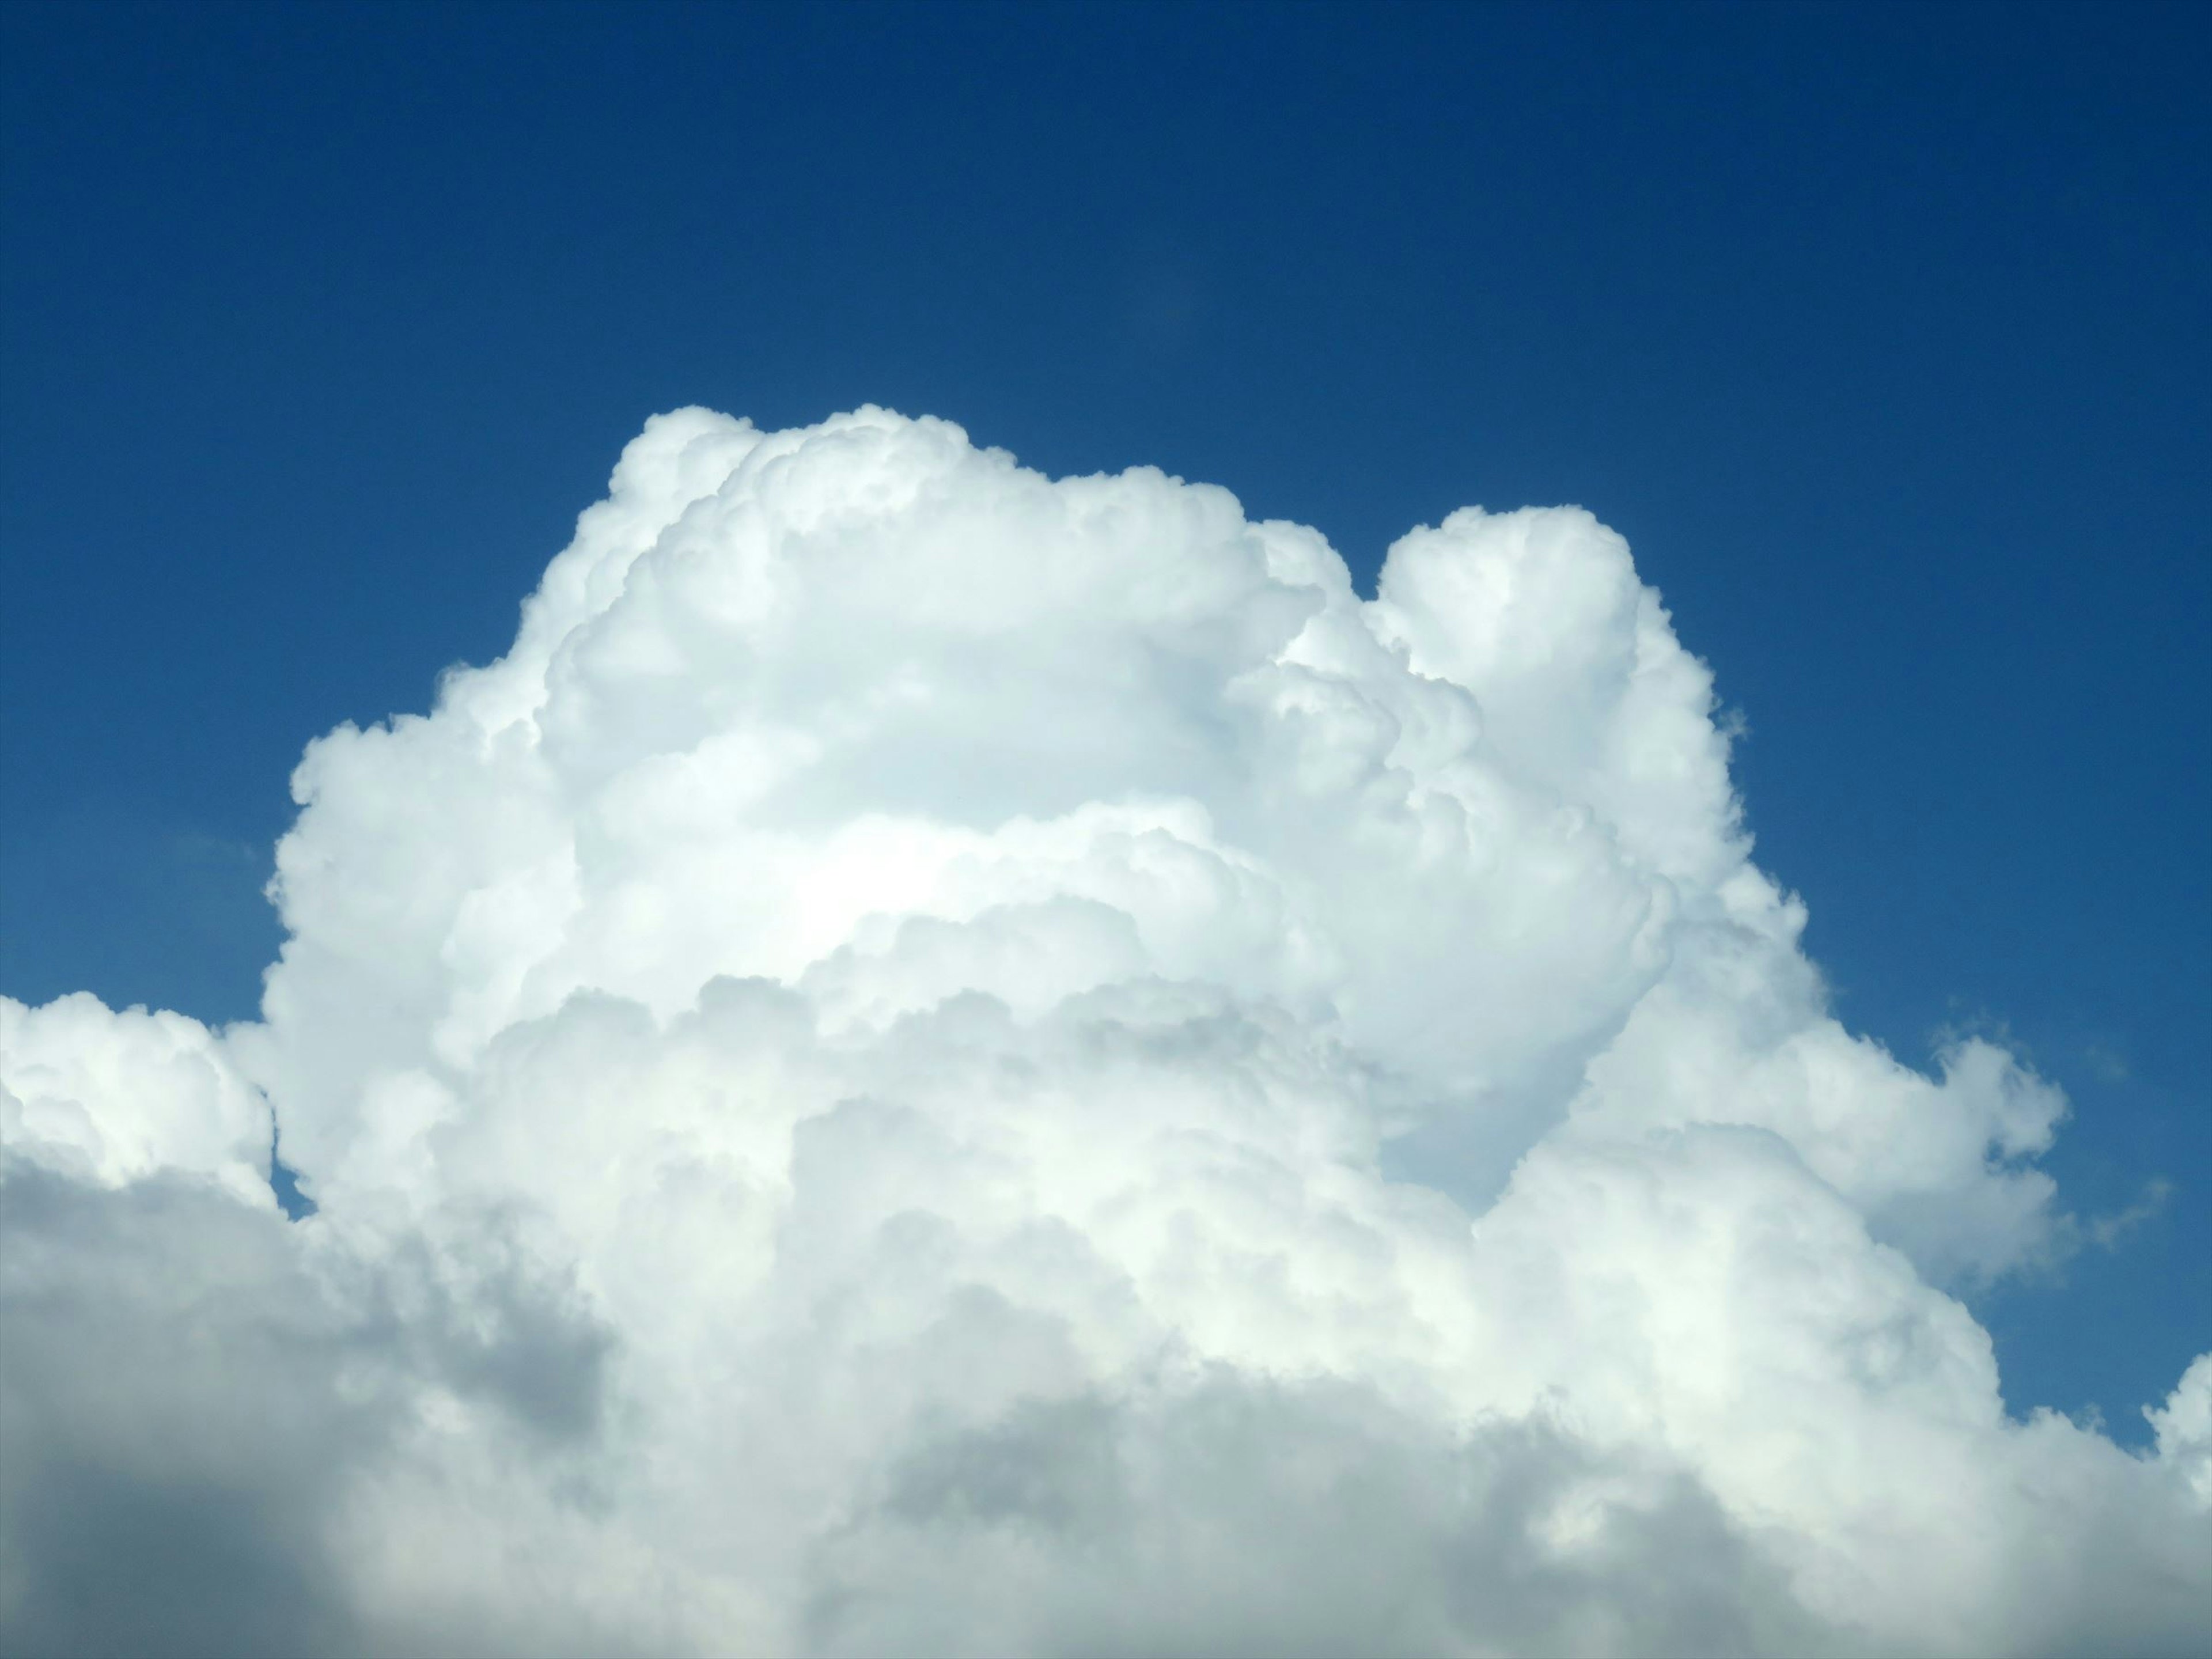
[3,408,2205,1656]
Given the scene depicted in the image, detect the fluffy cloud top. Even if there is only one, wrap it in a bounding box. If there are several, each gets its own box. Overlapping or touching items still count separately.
[3,407,2204,1656]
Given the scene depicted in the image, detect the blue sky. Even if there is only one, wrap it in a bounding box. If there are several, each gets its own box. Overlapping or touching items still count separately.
[3,1,2205,1439]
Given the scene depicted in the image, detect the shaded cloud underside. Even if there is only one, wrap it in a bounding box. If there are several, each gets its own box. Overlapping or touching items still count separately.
[3,408,2206,1656]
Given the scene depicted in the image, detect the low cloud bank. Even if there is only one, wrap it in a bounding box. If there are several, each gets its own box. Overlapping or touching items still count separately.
[4,407,2205,1656]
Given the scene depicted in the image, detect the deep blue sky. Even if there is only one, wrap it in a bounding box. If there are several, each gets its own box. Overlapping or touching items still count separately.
[3,1,2206,1437]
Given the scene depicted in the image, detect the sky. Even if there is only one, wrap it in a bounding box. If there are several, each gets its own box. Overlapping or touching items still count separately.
[1,5,2208,1653]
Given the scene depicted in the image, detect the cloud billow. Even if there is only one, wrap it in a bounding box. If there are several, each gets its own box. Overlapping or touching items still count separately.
[3,407,2206,1656]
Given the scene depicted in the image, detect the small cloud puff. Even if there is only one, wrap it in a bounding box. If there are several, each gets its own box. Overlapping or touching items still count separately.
[2,407,2204,1657]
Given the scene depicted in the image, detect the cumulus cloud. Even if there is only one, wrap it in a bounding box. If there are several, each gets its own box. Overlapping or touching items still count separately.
[2,406,2205,1656]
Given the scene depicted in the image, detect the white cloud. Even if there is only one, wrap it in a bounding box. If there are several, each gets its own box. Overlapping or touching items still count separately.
[1,991,274,1204]
[2,406,2205,1656]
[2147,1354,2212,1507]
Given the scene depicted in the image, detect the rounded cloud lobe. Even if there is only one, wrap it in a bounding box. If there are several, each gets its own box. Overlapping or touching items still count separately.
[2,407,2204,1656]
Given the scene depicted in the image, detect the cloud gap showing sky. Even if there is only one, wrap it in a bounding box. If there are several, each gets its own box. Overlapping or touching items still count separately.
[2,407,2206,1656]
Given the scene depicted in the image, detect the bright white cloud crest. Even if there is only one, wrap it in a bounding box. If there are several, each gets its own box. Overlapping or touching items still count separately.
[2,407,2205,1656]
